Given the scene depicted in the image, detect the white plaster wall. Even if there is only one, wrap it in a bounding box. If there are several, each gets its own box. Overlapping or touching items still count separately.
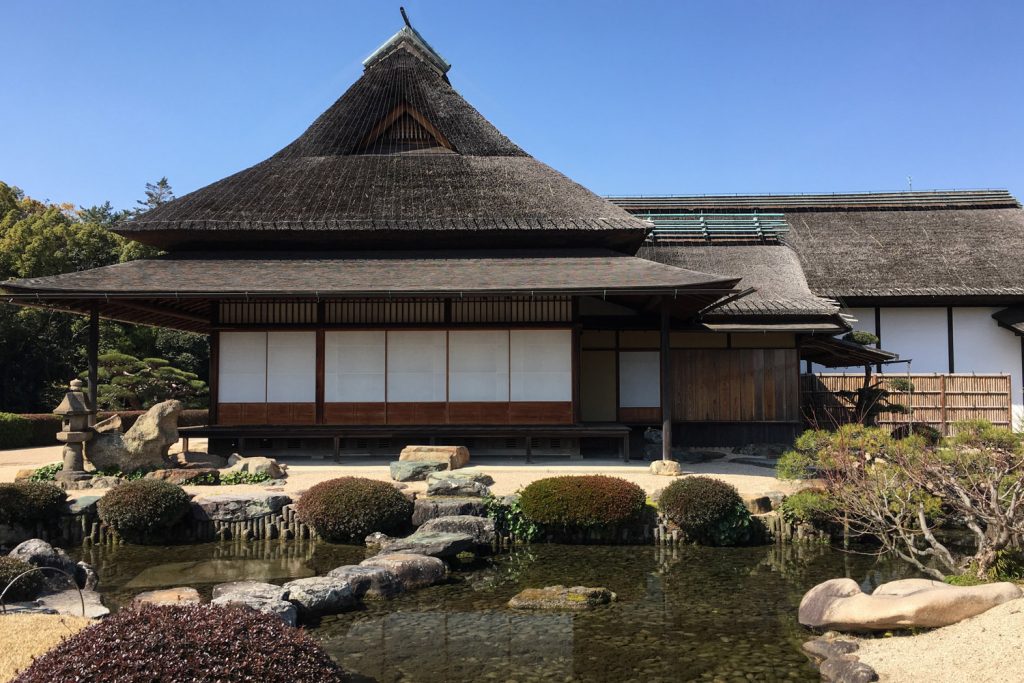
[324,331,386,402]
[952,308,1023,429]
[812,306,876,373]
[878,307,948,373]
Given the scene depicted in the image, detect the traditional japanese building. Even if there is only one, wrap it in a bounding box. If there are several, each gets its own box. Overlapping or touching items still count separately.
[2,20,899,457]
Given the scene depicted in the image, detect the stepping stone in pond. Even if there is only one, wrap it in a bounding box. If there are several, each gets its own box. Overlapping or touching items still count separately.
[379,530,476,558]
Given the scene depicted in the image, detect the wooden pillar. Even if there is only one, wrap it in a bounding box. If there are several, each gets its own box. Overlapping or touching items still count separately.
[87,304,99,424]
[660,298,673,461]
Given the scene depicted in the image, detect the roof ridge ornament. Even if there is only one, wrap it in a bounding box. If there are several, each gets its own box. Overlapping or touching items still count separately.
[363,7,452,75]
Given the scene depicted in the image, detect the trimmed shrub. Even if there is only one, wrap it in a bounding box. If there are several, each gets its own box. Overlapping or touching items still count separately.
[519,475,646,529]
[13,604,347,682]
[97,479,191,544]
[296,477,413,543]
[0,556,45,601]
[659,476,753,546]
[0,413,33,450]
[0,482,68,526]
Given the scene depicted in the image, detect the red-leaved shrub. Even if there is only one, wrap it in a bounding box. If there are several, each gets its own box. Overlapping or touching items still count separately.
[519,475,646,528]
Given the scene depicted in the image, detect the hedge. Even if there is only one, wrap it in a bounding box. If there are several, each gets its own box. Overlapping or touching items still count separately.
[0,409,208,450]
[519,475,647,529]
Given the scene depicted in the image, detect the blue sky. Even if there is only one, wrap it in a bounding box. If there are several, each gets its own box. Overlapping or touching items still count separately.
[3,1,1022,210]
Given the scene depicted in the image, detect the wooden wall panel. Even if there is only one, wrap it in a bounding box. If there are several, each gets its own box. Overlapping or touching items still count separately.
[509,402,574,424]
[266,403,316,425]
[671,348,800,422]
[387,402,449,425]
[324,403,387,425]
[618,407,661,423]
[448,402,511,424]
[580,350,617,422]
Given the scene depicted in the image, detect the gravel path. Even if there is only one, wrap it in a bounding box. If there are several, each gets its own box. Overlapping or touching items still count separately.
[855,597,1024,682]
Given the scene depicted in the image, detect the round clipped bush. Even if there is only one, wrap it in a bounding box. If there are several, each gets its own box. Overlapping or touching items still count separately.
[0,556,45,601]
[658,476,752,546]
[296,476,413,543]
[14,604,347,682]
[0,481,68,526]
[97,479,191,544]
[519,475,646,529]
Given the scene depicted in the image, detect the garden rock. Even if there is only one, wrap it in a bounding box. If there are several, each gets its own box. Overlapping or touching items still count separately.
[649,460,683,476]
[35,588,109,618]
[802,637,859,662]
[744,496,774,514]
[8,539,79,588]
[13,469,36,482]
[360,553,447,590]
[67,495,101,515]
[379,530,476,558]
[85,400,183,472]
[92,413,121,433]
[426,478,490,498]
[75,561,98,591]
[819,655,878,683]
[425,468,495,486]
[798,577,1023,631]
[191,493,292,522]
[210,580,296,626]
[176,451,228,469]
[412,497,486,525]
[508,585,616,611]
[418,515,496,548]
[132,586,203,606]
[399,445,469,469]
[145,467,219,485]
[327,565,402,599]
[390,460,447,482]
[224,455,287,479]
[365,531,392,550]
[284,576,356,617]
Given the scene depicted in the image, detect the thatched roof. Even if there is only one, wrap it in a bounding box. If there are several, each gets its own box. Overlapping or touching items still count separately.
[637,243,840,320]
[115,29,651,253]
[613,191,1024,301]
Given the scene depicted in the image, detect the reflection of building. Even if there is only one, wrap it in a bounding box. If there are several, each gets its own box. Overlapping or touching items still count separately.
[326,611,573,682]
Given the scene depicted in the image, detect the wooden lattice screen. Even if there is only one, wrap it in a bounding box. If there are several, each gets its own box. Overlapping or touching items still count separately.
[801,373,1013,435]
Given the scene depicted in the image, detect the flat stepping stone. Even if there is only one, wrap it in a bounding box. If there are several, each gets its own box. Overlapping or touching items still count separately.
[360,553,447,590]
[412,497,487,526]
[379,530,476,558]
[327,565,402,599]
[425,478,490,498]
[418,515,496,547]
[508,585,616,611]
[425,468,494,486]
[283,576,356,618]
[390,460,447,482]
[132,587,204,606]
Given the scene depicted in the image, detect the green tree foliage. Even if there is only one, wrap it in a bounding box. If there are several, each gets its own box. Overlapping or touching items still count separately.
[0,179,208,412]
[87,352,207,410]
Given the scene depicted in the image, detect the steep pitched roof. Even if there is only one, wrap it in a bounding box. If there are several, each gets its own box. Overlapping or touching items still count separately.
[116,29,651,253]
[612,191,1024,301]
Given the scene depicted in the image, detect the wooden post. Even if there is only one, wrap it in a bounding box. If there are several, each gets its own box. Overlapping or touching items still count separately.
[87,304,99,425]
[660,298,673,461]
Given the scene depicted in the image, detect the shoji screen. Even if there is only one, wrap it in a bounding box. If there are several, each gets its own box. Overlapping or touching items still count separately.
[324,331,386,402]
[387,331,447,401]
[509,329,572,401]
[449,330,510,401]
[618,351,660,407]
[218,332,267,402]
[266,331,316,402]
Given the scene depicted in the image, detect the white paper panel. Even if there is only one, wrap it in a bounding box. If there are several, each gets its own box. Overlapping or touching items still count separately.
[618,351,660,408]
[266,331,316,402]
[510,330,572,401]
[218,332,267,402]
[449,330,510,401]
[387,331,447,402]
[325,331,386,402]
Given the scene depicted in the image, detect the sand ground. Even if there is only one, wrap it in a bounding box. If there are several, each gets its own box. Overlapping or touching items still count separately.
[0,441,801,501]
[0,614,94,682]
[854,597,1024,683]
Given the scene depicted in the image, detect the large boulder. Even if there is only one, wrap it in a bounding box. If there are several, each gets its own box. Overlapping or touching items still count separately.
[360,553,447,590]
[425,468,495,486]
[224,455,286,479]
[418,515,496,548]
[798,577,1023,632]
[649,460,683,476]
[86,400,182,472]
[210,580,296,626]
[379,530,476,558]
[412,497,487,526]
[398,445,469,469]
[8,538,80,589]
[132,586,203,606]
[284,576,356,618]
[425,478,490,498]
[191,493,292,522]
[508,585,616,611]
[390,460,447,482]
[326,565,402,599]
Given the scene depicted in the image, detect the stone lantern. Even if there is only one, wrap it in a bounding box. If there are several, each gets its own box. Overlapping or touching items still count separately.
[54,379,94,485]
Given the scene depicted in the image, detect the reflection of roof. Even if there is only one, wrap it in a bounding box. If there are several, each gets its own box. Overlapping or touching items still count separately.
[613,190,1024,300]
[114,28,651,252]
[637,243,839,317]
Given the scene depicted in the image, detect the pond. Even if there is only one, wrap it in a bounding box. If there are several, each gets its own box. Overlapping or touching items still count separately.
[74,541,919,682]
